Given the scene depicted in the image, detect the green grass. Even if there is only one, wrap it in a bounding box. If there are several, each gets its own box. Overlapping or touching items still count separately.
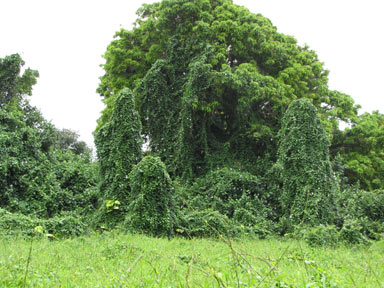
[1,232,383,287]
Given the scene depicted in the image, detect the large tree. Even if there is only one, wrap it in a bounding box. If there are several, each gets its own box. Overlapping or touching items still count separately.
[97,0,359,180]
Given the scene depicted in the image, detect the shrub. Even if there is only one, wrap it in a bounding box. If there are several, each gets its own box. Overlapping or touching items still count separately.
[339,219,370,245]
[177,209,233,238]
[0,208,86,238]
[90,199,125,230]
[336,188,384,240]
[43,215,86,237]
[189,168,271,221]
[347,190,384,221]
[125,156,175,237]
[301,225,340,247]
[356,217,384,240]
[0,102,98,218]
[233,208,274,239]
[0,208,35,237]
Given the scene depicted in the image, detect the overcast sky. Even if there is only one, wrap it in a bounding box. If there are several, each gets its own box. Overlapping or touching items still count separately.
[1,0,383,148]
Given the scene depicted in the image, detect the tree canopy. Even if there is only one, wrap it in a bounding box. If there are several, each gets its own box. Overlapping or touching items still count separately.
[332,111,384,191]
[0,54,39,107]
[97,0,360,181]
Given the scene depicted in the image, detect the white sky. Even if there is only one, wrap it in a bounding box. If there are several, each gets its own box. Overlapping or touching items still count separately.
[1,0,383,148]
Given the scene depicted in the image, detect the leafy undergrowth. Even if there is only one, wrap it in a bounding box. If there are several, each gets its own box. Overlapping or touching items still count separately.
[1,232,383,287]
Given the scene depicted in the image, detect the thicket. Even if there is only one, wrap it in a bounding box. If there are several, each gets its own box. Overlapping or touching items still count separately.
[0,54,98,237]
[0,208,86,238]
[93,0,384,244]
[2,0,384,244]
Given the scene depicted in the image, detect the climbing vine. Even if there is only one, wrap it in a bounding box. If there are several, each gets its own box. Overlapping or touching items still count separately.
[276,99,337,228]
[95,88,143,203]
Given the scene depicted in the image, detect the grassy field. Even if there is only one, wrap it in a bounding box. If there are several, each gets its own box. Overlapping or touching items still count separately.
[1,232,383,287]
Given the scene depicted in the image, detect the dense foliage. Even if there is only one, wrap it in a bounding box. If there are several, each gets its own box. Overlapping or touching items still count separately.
[0,103,97,218]
[186,168,274,236]
[95,88,143,203]
[98,0,359,180]
[91,0,384,242]
[2,0,384,244]
[0,54,39,107]
[332,111,384,190]
[0,208,86,238]
[125,156,175,237]
[0,54,98,223]
[275,99,337,228]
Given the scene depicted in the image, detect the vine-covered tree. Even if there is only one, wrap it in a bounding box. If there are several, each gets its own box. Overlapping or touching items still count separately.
[97,0,359,180]
[276,99,337,228]
[95,88,143,203]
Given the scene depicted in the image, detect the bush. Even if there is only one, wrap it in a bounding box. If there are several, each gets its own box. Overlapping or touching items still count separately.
[0,208,35,237]
[337,188,384,240]
[339,219,370,245]
[90,199,125,230]
[301,225,340,247]
[189,168,272,221]
[177,209,233,238]
[43,215,87,237]
[0,208,86,238]
[125,156,175,237]
[233,208,274,239]
[0,103,98,218]
[356,217,384,240]
[343,189,384,221]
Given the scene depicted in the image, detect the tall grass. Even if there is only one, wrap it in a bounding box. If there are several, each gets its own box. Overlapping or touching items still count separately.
[1,232,383,287]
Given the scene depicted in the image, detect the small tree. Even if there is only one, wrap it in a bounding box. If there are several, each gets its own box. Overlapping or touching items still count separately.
[126,156,175,237]
[95,88,143,203]
[0,54,39,107]
[276,99,337,228]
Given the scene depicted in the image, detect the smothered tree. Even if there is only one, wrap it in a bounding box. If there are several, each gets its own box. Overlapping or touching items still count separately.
[97,0,359,181]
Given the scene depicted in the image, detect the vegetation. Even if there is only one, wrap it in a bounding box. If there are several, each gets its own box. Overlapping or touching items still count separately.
[95,88,143,203]
[0,54,97,220]
[125,156,175,237]
[92,0,384,240]
[1,0,384,286]
[1,232,384,287]
[98,0,359,179]
[0,54,38,107]
[275,99,337,229]
[332,111,384,190]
